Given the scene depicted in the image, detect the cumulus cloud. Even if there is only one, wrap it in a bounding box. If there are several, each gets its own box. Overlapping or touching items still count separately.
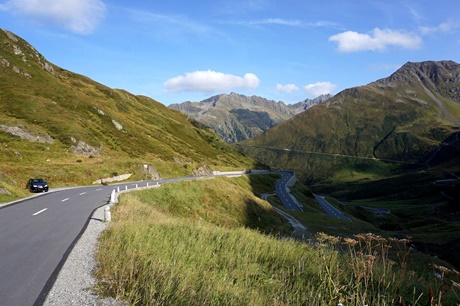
[275,82,336,97]
[329,28,422,52]
[303,82,336,97]
[276,83,299,93]
[163,70,260,93]
[0,0,105,34]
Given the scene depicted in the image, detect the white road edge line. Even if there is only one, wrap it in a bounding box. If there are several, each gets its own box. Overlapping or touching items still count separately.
[33,208,48,216]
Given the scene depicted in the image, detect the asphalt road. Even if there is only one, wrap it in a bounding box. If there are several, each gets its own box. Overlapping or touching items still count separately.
[313,193,351,222]
[0,172,300,305]
[0,185,116,306]
[274,171,302,212]
[0,176,214,306]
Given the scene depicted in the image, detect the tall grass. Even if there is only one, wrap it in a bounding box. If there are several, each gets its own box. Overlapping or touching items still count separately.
[94,177,460,305]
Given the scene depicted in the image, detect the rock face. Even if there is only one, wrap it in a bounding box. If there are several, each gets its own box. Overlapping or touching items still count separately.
[70,141,100,157]
[0,125,54,143]
[141,164,161,180]
[170,93,331,143]
[1,29,55,75]
[192,164,213,176]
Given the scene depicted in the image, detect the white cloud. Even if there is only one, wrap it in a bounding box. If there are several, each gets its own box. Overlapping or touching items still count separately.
[164,70,260,93]
[420,21,459,35]
[303,82,336,97]
[0,0,105,34]
[329,28,422,52]
[230,18,337,28]
[276,83,299,93]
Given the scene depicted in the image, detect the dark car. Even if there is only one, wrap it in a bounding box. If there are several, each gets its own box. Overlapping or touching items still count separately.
[26,178,49,193]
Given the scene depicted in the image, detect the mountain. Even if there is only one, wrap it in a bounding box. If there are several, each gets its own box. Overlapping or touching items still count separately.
[238,60,460,182]
[169,93,332,143]
[290,94,333,111]
[0,29,254,198]
[236,61,460,269]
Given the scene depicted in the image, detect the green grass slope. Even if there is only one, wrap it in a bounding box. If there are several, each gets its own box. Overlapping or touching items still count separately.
[238,61,460,182]
[0,29,255,201]
[95,175,460,305]
[235,61,460,271]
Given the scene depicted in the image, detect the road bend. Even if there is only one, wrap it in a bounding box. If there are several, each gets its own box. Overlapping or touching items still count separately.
[273,171,302,212]
[313,193,351,222]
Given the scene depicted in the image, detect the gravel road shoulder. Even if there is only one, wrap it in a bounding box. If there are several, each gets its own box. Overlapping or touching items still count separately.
[43,206,124,306]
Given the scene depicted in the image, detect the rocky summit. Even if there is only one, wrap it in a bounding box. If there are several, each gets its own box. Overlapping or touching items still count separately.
[170,93,332,143]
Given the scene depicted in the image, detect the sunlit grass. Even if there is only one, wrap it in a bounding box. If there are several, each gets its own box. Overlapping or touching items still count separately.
[94,176,460,305]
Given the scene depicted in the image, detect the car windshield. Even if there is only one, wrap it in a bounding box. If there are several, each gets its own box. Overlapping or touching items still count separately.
[32,179,45,183]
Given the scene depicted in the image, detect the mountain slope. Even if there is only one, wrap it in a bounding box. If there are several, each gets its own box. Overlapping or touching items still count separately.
[0,29,254,199]
[169,93,331,143]
[238,61,460,181]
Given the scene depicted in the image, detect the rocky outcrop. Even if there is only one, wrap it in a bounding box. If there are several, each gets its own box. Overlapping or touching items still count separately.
[1,29,55,75]
[0,125,54,143]
[192,164,213,176]
[0,187,12,195]
[70,141,100,156]
[141,164,161,180]
[112,120,123,131]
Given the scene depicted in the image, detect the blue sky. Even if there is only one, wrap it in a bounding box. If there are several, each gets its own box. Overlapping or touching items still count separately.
[1,0,459,105]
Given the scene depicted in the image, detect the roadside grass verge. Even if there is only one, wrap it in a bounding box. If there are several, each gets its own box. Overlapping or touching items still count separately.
[94,176,460,305]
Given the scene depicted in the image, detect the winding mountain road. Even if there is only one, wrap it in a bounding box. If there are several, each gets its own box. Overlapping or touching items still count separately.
[313,193,351,222]
[273,171,302,211]
[0,171,306,305]
[0,176,217,306]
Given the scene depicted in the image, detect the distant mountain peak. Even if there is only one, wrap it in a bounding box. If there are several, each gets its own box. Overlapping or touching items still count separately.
[240,60,460,178]
[374,60,460,105]
[169,93,332,143]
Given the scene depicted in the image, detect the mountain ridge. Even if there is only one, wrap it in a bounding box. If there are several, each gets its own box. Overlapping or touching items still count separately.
[169,92,332,143]
[238,60,460,181]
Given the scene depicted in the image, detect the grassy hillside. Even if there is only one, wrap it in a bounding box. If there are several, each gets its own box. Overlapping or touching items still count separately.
[238,61,460,182]
[0,29,255,201]
[95,175,460,305]
[234,60,460,275]
[311,165,460,265]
